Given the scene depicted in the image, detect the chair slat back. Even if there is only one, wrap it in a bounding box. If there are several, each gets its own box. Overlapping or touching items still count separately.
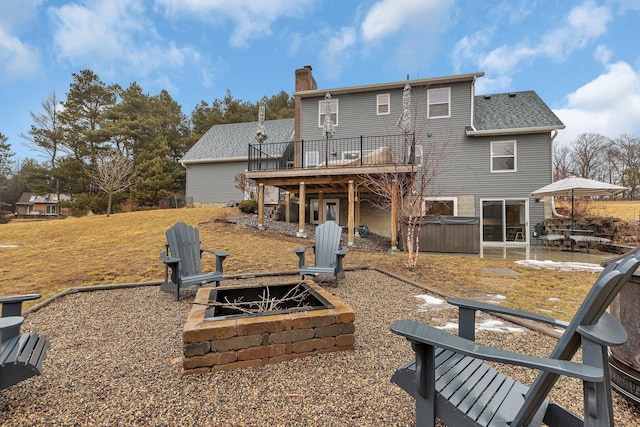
[166,222,202,277]
[514,249,640,425]
[314,221,342,269]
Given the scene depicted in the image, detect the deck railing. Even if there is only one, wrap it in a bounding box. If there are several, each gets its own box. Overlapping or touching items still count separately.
[248,133,417,171]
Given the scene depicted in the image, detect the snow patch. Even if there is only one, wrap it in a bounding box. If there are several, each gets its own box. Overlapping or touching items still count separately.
[416,295,446,311]
[515,259,603,272]
[437,319,526,333]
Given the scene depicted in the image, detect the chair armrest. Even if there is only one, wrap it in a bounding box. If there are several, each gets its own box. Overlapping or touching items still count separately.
[0,316,24,331]
[159,252,180,266]
[334,247,348,273]
[294,245,315,268]
[335,247,349,256]
[577,312,627,347]
[201,248,229,274]
[0,294,41,317]
[448,297,570,328]
[391,319,603,382]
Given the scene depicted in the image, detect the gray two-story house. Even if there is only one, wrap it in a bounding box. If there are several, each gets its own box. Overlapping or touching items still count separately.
[245,66,564,250]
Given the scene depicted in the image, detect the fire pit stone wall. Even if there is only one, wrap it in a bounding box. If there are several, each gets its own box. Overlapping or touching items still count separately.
[182,281,356,374]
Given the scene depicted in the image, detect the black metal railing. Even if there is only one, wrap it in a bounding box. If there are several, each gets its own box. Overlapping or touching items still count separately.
[248,133,416,171]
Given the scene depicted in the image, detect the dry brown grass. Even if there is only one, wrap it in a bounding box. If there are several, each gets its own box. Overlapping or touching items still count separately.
[1,208,603,322]
[554,199,640,222]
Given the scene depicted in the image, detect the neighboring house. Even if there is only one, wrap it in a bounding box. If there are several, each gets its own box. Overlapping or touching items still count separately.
[182,119,295,206]
[15,193,71,218]
[244,66,564,249]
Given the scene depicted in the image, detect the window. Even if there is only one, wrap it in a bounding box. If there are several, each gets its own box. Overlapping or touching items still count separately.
[491,140,516,172]
[311,199,340,224]
[423,197,457,216]
[318,98,338,127]
[377,93,390,115]
[408,144,423,167]
[305,151,319,167]
[45,205,57,215]
[427,88,450,118]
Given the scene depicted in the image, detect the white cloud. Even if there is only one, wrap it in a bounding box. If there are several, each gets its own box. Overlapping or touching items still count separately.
[538,1,611,61]
[359,0,455,76]
[156,0,315,49]
[0,0,42,32]
[0,27,41,80]
[318,27,356,79]
[360,0,454,41]
[49,0,200,79]
[0,0,42,80]
[594,45,613,64]
[554,61,640,143]
[451,29,493,73]
[461,1,613,76]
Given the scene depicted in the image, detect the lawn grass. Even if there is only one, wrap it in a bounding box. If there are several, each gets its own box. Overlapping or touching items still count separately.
[1,207,605,321]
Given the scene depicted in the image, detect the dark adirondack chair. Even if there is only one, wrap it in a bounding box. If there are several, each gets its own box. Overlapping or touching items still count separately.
[160,222,229,301]
[391,248,640,427]
[1,294,49,390]
[294,221,348,287]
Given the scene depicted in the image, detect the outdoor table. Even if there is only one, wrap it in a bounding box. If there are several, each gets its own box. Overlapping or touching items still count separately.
[553,229,594,252]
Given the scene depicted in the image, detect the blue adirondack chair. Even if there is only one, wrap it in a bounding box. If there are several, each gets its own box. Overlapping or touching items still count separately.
[294,221,348,287]
[391,248,640,427]
[160,222,229,301]
[1,294,49,390]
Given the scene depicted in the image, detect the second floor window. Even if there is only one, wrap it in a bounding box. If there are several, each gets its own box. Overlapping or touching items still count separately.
[428,88,450,118]
[491,140,517,172]
[377,93,390,115]
[318,98,338,127]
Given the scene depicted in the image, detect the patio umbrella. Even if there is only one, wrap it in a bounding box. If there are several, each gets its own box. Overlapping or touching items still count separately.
[396,83,414,163]
[530,175,628,239]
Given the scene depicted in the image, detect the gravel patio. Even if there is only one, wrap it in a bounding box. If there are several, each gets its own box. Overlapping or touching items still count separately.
[2,269,639,426]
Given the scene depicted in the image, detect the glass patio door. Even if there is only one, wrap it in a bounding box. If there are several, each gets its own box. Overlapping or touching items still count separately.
[311,199,340,224]
[481,199,528,244]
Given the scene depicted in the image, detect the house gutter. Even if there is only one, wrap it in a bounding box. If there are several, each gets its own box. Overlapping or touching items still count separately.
[466,125,565,137]
[295,71,485,97]
[180,157,247,166]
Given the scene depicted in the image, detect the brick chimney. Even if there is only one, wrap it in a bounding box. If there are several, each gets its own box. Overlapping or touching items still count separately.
[294,66,316,143]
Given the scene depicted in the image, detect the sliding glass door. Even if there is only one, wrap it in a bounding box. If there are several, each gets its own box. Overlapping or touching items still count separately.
[481,199,528,244]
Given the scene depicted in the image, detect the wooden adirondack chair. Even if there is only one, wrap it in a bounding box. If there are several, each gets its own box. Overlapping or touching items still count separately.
[294,221,348,287]
[160,222,229,301]
[391,248,640,427]
[1,294,49,390]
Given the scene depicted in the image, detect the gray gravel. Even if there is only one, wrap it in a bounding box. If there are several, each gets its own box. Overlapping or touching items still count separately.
[2,270,639,426]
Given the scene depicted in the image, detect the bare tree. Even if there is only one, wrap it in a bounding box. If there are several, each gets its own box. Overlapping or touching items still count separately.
[360,135,448,270]
[609,134,640,199]
[569,133,608,180]
[552,144,571,181]
[87,151,135,216]
[234,172,257,200]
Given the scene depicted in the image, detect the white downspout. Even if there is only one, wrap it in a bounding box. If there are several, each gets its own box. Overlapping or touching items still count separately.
[548,129,566,218]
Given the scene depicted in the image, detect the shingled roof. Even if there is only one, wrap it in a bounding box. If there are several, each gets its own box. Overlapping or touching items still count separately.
[181,118,294,163]
[469,91,564,135]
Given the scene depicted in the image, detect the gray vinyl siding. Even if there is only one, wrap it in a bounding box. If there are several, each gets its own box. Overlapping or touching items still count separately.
[300,81,553,228]
[300,81,472,142]
[185,161,246,203]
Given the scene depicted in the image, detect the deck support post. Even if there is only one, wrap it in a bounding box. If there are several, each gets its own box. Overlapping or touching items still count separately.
[284,192,291,223]
[391,179,399,251]
[318,191,324,225]
[257,183,264,229]
[348,180,355,246]
[297,182,307,238]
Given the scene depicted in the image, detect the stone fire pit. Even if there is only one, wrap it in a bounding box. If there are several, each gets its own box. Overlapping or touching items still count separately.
[182,280,356,374]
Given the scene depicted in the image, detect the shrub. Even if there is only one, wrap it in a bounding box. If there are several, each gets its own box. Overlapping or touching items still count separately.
[238,199,258,214]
